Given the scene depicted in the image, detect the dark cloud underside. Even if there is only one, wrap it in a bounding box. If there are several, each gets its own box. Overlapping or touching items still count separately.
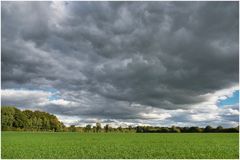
[1,2,239,127]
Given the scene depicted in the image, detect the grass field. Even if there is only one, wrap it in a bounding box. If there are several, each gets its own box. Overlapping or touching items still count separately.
[1,132,239,159]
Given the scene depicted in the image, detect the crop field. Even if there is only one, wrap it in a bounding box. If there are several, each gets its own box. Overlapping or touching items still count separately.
[1,132,239,159]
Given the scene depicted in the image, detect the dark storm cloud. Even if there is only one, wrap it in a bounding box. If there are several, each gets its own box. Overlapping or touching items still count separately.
[1,1,239,125]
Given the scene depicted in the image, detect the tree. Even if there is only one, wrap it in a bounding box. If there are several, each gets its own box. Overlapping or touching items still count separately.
[92,126,96,132]
[128,125,132,131]
[181,127,190,133]
[118,126,123,132]
[60,122,65,132]
[13,108,28,129]
[161,127,169,133]
[32,117,38,130]
[216,126,223,132]
[1,107,15,130]
[69,125,77,132]
[204,125,213,132]
[104,124,109,133]
[36,118,43,130]
[42,117,50,131]
[136,126,144,133]
[85,124,91,132]
[189,127,201,133]
[96,122,101,133]
[50,116,62,132]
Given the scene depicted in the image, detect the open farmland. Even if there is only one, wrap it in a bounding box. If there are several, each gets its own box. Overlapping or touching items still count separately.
[1,132,239,159]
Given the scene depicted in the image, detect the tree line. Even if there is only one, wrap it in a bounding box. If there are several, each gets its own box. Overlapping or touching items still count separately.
[67,124,239,133]
[1,106,65,131]
[1,106,239,133]
[135,125,239,133]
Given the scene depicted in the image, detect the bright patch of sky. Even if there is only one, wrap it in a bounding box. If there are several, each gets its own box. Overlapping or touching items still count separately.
[12,87,61,101]
[218,90,239,107]
[44,88,61,100]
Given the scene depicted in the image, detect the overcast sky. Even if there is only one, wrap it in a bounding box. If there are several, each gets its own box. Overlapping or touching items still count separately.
[1,1,239,127]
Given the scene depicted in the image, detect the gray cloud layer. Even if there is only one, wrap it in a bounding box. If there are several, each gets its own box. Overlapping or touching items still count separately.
[1,2,239,127]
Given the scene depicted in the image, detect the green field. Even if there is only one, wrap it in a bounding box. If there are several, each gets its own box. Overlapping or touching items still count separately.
[1,132,239,159]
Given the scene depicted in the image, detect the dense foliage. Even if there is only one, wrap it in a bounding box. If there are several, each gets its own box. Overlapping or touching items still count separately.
[2,132,239,159]
[66,124,238,133]
[134,125,239,133]
[1,106,65,131]
[1,106,239,133]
